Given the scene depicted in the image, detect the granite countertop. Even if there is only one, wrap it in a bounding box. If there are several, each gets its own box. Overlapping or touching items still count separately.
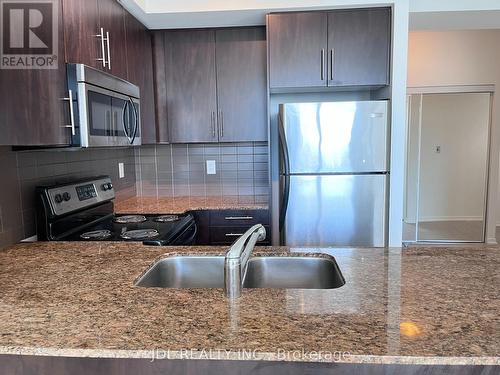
[115,196,268,214]
[0,242,499,365]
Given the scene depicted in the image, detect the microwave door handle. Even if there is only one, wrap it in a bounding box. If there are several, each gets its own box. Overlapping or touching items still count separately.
[121,100,132,143]
[129,97,138,143]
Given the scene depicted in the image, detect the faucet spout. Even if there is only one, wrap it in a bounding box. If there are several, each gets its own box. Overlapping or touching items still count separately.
[224,224,266,298]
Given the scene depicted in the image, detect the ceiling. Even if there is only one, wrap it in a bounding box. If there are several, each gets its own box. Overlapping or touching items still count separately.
[118,0,500,30]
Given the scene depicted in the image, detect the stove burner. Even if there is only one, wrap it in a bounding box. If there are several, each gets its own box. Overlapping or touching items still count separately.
[120,229,159,240]
[153,214,179,223]
[80,229,112,240]
[114,215,147,224]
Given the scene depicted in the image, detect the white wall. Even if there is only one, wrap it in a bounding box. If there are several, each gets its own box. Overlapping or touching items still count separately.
[124,0,403,29]
[405,92,490,222]
[407,30,500,242]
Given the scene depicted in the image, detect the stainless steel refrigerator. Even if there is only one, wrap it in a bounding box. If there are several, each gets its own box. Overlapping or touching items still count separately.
[277,101,389,247]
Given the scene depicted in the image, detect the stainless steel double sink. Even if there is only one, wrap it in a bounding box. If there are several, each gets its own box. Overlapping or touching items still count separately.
[135,255,345,290]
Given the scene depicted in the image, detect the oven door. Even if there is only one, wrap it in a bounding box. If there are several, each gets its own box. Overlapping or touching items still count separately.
[78,83,141,147]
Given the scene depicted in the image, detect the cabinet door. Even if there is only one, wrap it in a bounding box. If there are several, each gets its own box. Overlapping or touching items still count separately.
[164,30,218,143]
[97,0,128,79]
[327,8,391,87]
[151,31,168,143]
[62,0,101,68]
[0,1,70,146]
[268,12,327,89]
[125,13,156,144]
[215,28,267,142]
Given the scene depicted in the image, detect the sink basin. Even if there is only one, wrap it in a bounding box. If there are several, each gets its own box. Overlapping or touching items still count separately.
[135,256,225,288]
[243,256,345,289]
[135,255,345,290]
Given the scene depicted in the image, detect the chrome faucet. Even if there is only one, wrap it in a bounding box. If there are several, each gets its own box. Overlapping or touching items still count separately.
[224,224,266,298]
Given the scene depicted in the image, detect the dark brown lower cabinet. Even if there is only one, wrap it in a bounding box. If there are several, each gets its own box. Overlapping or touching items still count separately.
[193,209,271,245]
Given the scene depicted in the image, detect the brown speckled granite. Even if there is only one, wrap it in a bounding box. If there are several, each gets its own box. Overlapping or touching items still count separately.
[114,196,268,214]
[0,242,498,365]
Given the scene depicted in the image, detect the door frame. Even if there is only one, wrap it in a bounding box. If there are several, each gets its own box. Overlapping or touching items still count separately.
[404,84,495,244]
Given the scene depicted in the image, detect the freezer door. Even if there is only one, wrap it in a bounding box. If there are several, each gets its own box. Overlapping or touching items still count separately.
[283,174,387,247]
[280,101,389,174]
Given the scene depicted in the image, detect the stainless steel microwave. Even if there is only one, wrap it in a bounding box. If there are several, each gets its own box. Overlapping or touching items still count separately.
[66,64,141,147]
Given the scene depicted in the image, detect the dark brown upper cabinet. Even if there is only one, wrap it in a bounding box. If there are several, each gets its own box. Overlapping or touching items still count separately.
[63,0,128,79]
[215,27,267,142]
[159,27,268,143]
[125,13,156,144]
[97,0,128,79]
[164,30,219,143]
[327,8,391,87]
[268,8,391,90]
[0,1,70,146]
[152,32,169,143]
[268,12,327,89]
[1,0,153,146]
[62,0,100,69]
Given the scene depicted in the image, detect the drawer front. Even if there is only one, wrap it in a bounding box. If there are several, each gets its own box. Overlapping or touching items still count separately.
[209,209,270,227]
[210,226,271,245]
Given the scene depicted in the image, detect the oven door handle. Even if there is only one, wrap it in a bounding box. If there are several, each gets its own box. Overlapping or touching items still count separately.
[183,222,198,245]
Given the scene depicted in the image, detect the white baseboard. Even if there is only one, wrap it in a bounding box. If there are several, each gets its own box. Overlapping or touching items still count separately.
[404,216,483,223]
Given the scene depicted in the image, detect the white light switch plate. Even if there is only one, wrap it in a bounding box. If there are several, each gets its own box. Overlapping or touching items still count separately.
[118,162,125,178]
[206,160,216,175]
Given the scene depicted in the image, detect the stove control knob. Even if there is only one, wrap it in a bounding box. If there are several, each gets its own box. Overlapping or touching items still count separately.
[102,183,113,191]
[63,192,71,201]
[54,194,63,203]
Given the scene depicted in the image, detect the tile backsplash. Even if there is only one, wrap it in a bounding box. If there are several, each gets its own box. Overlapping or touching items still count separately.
[0,142,270,250]
[135,142,269,204]
[0,146,136,248]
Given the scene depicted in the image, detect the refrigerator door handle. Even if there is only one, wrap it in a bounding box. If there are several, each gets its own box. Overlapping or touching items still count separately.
[278,113,291,231]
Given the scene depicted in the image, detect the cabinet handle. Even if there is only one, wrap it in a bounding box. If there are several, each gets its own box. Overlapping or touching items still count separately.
[225,233,245,237]
[219,110,224,138]
[105,31,111,70]
[320,49,325,81]
[330,49,334,81]
[211,111,216,137]
[95,27,107,68]
[61,90,75,136]
[224,216,254,220]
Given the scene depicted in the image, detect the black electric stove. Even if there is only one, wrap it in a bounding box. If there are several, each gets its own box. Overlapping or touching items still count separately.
[36,176,196,246]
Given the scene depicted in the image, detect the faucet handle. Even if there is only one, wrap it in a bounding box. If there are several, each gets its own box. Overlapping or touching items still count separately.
[225,224,266,260]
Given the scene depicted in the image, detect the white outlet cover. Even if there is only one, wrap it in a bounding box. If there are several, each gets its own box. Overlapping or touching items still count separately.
[118,162,125,178]
[206,160,216,175]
